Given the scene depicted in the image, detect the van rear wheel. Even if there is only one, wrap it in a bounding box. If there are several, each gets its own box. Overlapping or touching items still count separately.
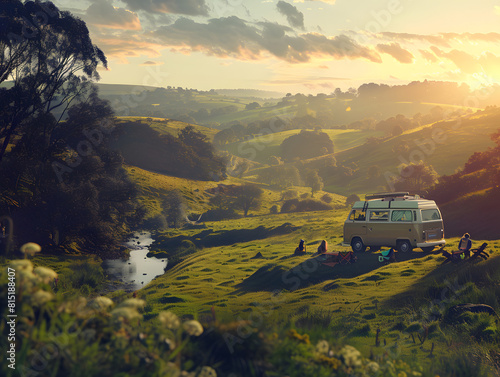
[397,240,412,253]
[351,237,366,253]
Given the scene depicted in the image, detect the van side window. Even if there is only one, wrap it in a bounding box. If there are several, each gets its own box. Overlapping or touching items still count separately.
[369,210,389,221]
[421,209,441,221]
[349,210,366,221]
[391,210,412,222]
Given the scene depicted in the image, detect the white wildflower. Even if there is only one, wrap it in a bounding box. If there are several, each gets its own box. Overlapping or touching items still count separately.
[198,366,217,377]
[117,298,146,310]
[366,361,380,374]
[31,290,54,306]
[20,242,41,257]
[16,268,39,289]
[111,307,142,321]
[338,345,362,367]
[183,320,203,336]
[33,266,58,284]
[88,296,114,310]
[9,259,33,272]
[158,311,180,329]
[315,340,329,354]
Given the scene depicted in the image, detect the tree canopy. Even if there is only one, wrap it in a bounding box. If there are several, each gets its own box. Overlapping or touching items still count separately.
[0,0,107,162]
[0,1,142,255]
[280,130,334,161]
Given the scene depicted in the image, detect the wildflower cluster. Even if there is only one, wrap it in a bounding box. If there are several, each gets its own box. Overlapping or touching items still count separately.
[0,262,214,377]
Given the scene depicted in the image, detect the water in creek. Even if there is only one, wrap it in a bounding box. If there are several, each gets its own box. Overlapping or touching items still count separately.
[102,231,167,292]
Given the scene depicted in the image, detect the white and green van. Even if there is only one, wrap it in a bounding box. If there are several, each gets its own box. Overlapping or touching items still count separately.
[342,192,446,253]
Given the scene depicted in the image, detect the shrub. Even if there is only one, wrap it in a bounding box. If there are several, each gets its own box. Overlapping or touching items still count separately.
[270,205,279,214]
[281,199,332,213]
[320,194,332,203]
[203,208,241,221]
[345,194,360,206]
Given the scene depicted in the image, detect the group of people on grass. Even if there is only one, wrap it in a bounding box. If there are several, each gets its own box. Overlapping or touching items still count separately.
[293,233,473,258]
[294,239,328,255]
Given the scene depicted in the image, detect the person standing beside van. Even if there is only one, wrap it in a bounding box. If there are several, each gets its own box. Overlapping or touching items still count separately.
[458,233,472,257]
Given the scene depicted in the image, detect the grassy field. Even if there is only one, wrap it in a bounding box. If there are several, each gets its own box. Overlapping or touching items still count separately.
[220,128,386,164]
[137,205,500,373]
[115,116,219,140]
[324,108,500,195]
[4,162,499,375]
[116,162,500,374]
[125,164,344,218]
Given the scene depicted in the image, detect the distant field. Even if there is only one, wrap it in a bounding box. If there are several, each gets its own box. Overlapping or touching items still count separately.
[220,128,385,164]
[327,109,500,195]
[125,164,344,218]
[115,116,219,140]
[206,104,295,125]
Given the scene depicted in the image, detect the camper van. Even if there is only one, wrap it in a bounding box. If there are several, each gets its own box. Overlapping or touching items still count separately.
[343,192,445,253]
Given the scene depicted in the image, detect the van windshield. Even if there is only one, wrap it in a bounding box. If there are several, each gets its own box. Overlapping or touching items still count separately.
[421,209,441,221]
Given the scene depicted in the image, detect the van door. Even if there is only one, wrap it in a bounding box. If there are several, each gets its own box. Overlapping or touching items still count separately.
[343,209,367,244]
[367,209,390,247]
[387,209,416,247]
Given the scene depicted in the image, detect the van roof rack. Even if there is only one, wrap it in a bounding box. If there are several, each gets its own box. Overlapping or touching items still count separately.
[365,192,410,201]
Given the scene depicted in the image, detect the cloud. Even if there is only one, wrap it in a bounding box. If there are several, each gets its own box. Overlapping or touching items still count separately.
[85,0,141,30]
[419,49,438,63]
[430,47,500,76]
[121,0,209,16]
[379,32,500,46]
[91,32,163,62]
[141,60,164,65]
[379,32,451,47]
[294,0,336,4]
[149,16,381,63]
[440,32,500,43]
[376,43,414,64]
[430,47,478,73]
[277,1,305,30]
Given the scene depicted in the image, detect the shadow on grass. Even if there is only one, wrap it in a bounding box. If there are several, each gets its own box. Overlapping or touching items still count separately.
[235,250,436,292]
[151,223,300,251]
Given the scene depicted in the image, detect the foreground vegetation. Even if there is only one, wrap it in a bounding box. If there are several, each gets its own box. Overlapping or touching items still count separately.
[2,228,499,376]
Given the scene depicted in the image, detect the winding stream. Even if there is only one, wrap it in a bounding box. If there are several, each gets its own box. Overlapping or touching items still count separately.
[102,231,167,292]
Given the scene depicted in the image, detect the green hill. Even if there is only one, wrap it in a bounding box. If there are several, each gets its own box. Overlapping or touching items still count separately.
[323,108,500,195]
[220,128,385,164]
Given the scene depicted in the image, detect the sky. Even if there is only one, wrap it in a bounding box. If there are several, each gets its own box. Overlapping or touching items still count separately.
[51,0,500,94]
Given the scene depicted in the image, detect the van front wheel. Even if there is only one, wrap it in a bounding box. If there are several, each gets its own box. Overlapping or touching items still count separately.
[397,240,412,253]
[351,237,366,253]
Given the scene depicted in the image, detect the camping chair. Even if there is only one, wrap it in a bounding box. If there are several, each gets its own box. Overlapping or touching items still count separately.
[468,243,489,262]
[378,248,395,263]
[338,251,354,264]
[441,243,488,264]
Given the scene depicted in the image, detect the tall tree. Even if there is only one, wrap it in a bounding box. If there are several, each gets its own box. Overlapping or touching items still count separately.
[233,184,263,217]
[394,162,439,193]
[304,169,323,197]
[0,0,107,161]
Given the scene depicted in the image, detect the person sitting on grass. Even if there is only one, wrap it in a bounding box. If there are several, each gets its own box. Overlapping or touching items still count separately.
[317,240,327,254]
[294,239,306,255]
[458,233,472,257]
